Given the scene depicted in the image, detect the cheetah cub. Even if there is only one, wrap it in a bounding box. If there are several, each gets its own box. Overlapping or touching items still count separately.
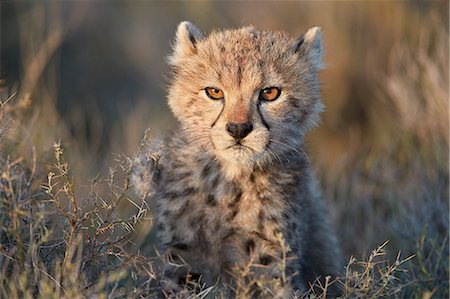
[132,21,340,297]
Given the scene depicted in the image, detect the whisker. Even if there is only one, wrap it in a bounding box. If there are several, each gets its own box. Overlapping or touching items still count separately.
[269,139,300,154]
[298,147,311,165]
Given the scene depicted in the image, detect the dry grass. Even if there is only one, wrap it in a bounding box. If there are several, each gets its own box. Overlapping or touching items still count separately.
[1,76,447,298]
[0,98,159,298]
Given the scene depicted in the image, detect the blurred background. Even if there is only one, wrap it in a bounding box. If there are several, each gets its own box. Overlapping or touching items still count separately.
[1,0,448,292]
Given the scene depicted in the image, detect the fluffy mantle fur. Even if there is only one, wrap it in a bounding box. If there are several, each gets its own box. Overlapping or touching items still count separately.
[131,21,339,297]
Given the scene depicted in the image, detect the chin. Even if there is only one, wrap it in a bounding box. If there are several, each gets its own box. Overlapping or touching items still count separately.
[216,145,267,178]
[210,135,270,173]
[228,145,255,160]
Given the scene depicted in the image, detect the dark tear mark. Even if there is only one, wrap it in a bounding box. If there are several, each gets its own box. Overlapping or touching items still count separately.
[211,101,225,128]
[257,101,270,130]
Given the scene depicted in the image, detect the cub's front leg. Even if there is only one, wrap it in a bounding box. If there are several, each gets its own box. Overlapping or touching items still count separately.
[220,231,291,298]
[158,232,216,296]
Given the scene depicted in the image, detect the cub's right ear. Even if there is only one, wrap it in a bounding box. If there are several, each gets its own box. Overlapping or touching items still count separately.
[293,26,324,70]
[168,21,204,66]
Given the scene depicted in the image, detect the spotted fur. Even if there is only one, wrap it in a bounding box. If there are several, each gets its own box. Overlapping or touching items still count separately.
[132,21,339,297]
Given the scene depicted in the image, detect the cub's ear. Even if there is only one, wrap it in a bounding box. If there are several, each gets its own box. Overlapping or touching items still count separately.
[293,26,323,69]
[169,21,204,66]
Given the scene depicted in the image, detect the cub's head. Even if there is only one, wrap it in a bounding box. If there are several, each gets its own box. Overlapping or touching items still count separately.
[167,21,324,170]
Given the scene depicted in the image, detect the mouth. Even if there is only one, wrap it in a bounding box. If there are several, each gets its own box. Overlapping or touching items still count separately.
[225,142,255,152]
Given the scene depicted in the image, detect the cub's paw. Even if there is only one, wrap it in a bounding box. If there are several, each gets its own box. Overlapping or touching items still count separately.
[161,264,200,297]
[129,130,162,199]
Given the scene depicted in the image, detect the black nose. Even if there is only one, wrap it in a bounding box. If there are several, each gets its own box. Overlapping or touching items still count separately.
[226,122,253,140]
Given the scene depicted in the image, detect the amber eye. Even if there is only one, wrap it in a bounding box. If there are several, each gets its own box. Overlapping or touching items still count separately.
[205,87,224,100]
[259,87,281,102]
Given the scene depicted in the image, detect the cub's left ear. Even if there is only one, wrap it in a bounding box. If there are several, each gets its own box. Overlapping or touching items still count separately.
[293,26,323,69]
[169,21,204,66]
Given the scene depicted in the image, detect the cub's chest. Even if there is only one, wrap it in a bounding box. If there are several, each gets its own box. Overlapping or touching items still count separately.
[200,177,287,232]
